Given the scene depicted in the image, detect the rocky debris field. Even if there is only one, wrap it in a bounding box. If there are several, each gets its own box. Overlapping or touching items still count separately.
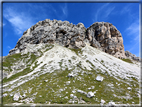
[2,43,141,106]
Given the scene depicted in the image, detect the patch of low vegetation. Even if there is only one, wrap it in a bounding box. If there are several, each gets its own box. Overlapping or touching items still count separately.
[3,53,22,71]
[101,60,104,63]
[2,50,140,105]
[3,52,39,83]
[44,44,54,52]
[121,58,133,63]
[69,48,82,55]
[3,67,31,83]
[3,61,140,104]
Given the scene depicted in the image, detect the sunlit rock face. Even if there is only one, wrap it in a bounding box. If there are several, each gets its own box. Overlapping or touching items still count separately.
[9,19,139,61]
[86,22,126,59]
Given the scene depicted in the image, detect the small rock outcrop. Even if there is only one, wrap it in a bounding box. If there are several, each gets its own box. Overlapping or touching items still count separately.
[13,93,21,101]
[86,91,94,98]
[9,19,139,61]
[96,75,103,82]
[125,51,140,62]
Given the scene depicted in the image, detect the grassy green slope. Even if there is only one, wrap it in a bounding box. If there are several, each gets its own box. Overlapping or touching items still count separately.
[2,45,140,105]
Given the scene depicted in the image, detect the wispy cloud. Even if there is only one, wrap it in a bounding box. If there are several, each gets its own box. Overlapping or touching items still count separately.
[3,3,68,36]
[125,20,139,41]
[58,3,68,20]
[3,22,6,27]
[119,3,139,56]
[125,20,139,55]
[3,7,34,35]
[128,41,139,52]
[120,4,131,15]
[93,3,115,22]
[0,22,6,27]
[50,3,68,20]
[105,6,115,18]
[7,46,11,49]
[120,4,138,20]
[61,3,68,18]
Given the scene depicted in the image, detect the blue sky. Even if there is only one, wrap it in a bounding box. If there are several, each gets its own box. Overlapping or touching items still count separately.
[2,3,140,57]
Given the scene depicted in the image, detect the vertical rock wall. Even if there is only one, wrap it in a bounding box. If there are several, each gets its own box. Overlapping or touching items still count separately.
[86,22,126,59]
[9,19,140,61]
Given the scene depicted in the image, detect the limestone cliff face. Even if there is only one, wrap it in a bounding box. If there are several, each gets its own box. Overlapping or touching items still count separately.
[9,19,86,55]
[9,19,139,61]
[86,22,125,59]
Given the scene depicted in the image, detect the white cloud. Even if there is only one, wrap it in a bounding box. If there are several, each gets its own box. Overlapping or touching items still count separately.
[93,3,115,22]
[125,20,139,55]
[49,3,68,20]
[7,46,11,49]
[119,3,139,56]
[120,4,131,15]
[3,22,5,27]
[125,20,139,41]
[128,41,139,51]
[61,3,68,18]
[105,6,115,18]
[56,3,68,20]
[0,22,6,27]
[120,4,139,20]
[3,3,68,36]
[3,7,34,35]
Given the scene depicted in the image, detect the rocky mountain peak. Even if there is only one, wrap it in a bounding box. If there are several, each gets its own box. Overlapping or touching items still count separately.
[86,22,125,59]
[9,19,140,61]
[2,19,141,105]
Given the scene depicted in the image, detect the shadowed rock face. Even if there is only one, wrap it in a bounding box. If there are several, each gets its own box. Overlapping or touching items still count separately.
[86,22,125,59]
[125,51,140,62]
[9,19,86,55]
[9,19,139,61]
